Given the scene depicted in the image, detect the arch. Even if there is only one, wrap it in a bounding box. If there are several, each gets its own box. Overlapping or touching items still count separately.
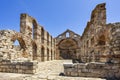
[41,27,44,43]
[32,42,37,60]
[11,35,27,58]
[51,50,53,60]
[41,46,45,61]
[58,38,78,49]
[47,32,49,46]
[57,38,78,46]
[32,19,38,39]
[58,38,78,59]
[47,48,49,61]
[12,35,26,50]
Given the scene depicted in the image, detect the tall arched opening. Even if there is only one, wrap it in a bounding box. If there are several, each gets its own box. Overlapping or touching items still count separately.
[32,42,37,60]
[58,39,78,59]
[32,20,37,39]
[41,46,45,61]
[47,48,49,61]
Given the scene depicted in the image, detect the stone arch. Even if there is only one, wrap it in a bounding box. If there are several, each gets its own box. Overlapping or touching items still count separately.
[32,19,38,39]
[32,41,37,60]
[12,34,26,50]
[11,34,29,58]
[47,32,49,46]
[47,48,49,61]
[41,27,44,43]
[58,38,78,59]
[41,46,45,61]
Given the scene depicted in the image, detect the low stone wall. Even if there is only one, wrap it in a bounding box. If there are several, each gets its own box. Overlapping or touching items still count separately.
[0,60,38,74]
[64,62,120,79]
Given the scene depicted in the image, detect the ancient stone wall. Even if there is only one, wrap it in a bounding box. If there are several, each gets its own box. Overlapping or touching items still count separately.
[80,3,120,63]
[0,13,56,74]
[64,3,120,79]
[0,60,38,74]
[107,23,120,63]
[20,14,56,61]
[64,62,120,79]
[0,14,56,62]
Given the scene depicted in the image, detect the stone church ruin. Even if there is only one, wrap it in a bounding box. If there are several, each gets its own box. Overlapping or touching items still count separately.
[63,3,120,79]
[0,3,120,79]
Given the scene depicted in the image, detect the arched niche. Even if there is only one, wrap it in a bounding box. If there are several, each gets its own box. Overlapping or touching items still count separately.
[32,42,37,60]
[47,48,49,61]
[51,50,53,60]
[41,46,45,61]
[58,39,78,59]
[41,28,44,43]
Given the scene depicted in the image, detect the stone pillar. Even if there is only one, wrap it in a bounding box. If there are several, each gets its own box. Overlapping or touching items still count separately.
[20,14,33,38]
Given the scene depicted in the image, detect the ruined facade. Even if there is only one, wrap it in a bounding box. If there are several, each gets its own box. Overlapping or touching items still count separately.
[64,3,120,79]
[56,3,120,64]
[0,2,120,79]
[0,14,56,62]
[80,3,120,63]
[0,14,56,74]
[56,29,81,59]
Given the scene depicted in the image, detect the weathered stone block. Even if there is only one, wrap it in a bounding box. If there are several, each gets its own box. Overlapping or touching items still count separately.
[77,63,86,69]
[71,71,78,77]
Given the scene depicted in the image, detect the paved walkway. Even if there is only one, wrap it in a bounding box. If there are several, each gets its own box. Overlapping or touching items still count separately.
[0,60,106,80]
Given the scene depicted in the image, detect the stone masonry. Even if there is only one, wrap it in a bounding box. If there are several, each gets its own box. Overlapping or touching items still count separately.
[56,29,81,60]
[0,14,56,74]
[0,14,56,62]
[0,2,120,79]
[63,3,120,79]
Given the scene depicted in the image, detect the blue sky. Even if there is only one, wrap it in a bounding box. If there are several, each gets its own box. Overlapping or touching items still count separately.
[0,0,120,37]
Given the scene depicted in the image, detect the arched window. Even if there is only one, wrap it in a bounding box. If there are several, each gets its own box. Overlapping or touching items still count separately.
[13,40,20,50]
[66,32,69,37]
[32,20,37,39]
